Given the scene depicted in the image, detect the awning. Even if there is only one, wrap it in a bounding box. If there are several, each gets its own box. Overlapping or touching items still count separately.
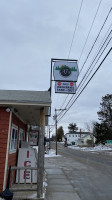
[0,90,51,125]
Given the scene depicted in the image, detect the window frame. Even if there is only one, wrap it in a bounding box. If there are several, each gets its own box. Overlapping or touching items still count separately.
[19,128,24,147]
[10,125,18,153]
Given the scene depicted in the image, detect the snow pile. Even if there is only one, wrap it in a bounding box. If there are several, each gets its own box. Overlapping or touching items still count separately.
[33,146,61,157]
[68,144,112,152]
[90,145,112,151]
[32,146,38,153]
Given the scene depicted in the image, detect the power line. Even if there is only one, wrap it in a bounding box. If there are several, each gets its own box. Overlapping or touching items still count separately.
[57,34,111,121]
[56,37,110,121]
[79,8,112,74]
[52,0,84,113]
[60,94,69,109]
[56,2,107,112]
[78,0,103,63]
[77,35,112,94]
[77,30,112,93]
[68,0,84,58]
[59,14,112,112]
[51,7,112,127]
[57,48,112,123]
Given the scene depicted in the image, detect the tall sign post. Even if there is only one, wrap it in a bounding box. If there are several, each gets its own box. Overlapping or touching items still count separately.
[51,58,79,155]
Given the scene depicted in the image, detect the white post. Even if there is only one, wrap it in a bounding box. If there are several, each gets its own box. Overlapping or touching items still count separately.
[3,111,12,190]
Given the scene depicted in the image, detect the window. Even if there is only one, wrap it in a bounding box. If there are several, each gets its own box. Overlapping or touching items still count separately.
[10,126,18,151]
[69,135,71,137]
[73,135,74,137]
[19,129,24,147]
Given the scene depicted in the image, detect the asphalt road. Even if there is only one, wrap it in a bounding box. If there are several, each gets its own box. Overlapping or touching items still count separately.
[50,142,112,200]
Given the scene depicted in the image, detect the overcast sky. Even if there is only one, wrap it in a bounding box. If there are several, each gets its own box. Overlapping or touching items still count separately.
[0,0,112,134]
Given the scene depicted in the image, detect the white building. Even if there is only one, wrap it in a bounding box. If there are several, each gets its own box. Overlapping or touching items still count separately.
[65,132,90,145]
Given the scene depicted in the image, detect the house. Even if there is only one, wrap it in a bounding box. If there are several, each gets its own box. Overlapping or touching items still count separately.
[77,134,95,146]
[0,89,51,196]
[65,131,90,145]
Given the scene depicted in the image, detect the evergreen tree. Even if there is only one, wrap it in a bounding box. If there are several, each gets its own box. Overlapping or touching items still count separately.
[57,126,64,141]
[94,94,112,144]
[97,94,112,127]
[93,122,112,144]
[68,123,78,132]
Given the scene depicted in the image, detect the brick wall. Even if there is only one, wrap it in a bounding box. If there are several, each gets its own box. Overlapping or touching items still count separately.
[0,108,10,192]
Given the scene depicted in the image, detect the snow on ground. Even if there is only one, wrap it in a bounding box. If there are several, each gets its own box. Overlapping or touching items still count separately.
[45,149,61,157]
[33,146,61,157]
[30,147,60,199]
[33,144,112,155]
[68,144,112,153]
[32,146,38,153]
[30,144,112,199]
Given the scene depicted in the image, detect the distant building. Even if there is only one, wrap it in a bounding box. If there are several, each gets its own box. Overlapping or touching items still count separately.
[64,132,90,145]
[77,134,95,146]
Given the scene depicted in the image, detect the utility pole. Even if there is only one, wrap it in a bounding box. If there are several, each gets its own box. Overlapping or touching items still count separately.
[54,108,66,155]
[49,127,51,149]
[55,109,58,155]
[47,125,55,149]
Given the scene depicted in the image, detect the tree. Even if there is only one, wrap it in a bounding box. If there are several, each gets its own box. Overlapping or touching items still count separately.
[51,134,56,141]
[93,122,112,144]
[57,126,64,141]
[93,94,112,144]
[68,123,78,132]
[97,94,112,127]
[85,121,95,133]
[85,121,96,147]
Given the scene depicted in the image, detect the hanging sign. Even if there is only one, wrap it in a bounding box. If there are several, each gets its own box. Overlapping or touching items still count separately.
[53,61,79,82]
[55,81,76,94]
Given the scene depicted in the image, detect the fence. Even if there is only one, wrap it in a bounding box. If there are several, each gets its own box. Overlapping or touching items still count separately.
[8,166,37,191]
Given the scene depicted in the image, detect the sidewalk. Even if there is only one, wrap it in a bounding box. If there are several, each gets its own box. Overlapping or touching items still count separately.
[45,153,80,200]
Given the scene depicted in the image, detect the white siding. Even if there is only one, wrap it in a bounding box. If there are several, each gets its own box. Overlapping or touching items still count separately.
[65,133,88,145]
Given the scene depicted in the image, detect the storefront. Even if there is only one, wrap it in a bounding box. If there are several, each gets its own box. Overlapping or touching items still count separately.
[0,89,51,196]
